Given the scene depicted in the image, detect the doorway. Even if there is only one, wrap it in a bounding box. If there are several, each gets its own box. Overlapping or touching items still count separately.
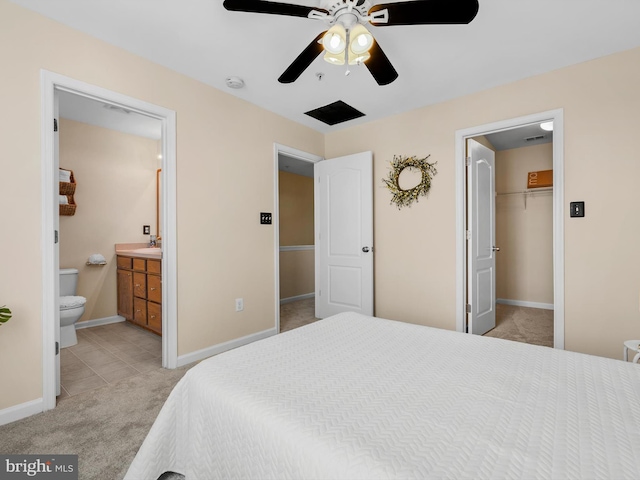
[41,71,177,411]
[273,144,323,333]
[455,109,565,349]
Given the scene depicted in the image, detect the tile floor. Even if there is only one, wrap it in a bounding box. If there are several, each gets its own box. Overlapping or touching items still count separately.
[59,321,162,401]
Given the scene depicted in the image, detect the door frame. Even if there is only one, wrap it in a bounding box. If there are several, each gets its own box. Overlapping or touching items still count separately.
[41,70,178,411]
[455,109,565,349]
[273,143,323,333]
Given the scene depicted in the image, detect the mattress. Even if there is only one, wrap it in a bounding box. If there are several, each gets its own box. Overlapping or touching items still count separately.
[125,312,640,479]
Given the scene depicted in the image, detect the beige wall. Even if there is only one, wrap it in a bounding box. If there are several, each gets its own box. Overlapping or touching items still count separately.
[278,171,314,246]
[3,0,640,415]
[495,143,553,305]
[325,45,640,361]
[0,0,323,411]
[278,171,315,300]
[59,119,160,322]
[279,250,315,300]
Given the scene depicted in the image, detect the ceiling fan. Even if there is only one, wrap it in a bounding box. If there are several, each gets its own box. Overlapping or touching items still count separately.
[223,0,479,86]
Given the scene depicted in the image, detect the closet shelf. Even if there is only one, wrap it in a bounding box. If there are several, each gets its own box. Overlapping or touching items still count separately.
[59,168,77,216]
[496,187,553,209]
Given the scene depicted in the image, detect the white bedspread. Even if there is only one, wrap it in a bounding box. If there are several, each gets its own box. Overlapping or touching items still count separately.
[126,312,640,479]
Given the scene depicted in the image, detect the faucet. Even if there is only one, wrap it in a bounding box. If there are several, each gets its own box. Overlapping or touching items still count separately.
[149,235,157,248]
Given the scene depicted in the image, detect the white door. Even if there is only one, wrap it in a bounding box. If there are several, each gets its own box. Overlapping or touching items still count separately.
[315,152,373,318]
[467,139,497,335]
[54,89,61,396]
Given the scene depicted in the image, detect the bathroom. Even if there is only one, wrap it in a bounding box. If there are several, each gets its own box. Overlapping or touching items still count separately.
[57,91,163,397]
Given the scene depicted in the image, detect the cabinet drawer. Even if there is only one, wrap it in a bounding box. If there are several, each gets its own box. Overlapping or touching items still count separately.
[133,272,147,298]
[133,297,147,325]
[133,258,147,272]
[147,274,162,303]
[147,259,161,274]
[117,256,132,269]
[147,302,162,333]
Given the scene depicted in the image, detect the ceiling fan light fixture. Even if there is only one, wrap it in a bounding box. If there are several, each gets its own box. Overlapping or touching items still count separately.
[349,24,373,54]
[322,25,346,54]
[348,51,370,65]
[323,51,345,65]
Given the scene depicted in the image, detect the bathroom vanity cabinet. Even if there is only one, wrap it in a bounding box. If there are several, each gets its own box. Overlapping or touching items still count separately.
[116,255,162,335]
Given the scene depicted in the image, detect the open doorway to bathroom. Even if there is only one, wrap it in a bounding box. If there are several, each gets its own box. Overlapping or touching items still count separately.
[273,144,323,333]
[57,91,164,398]
[41,71,177,412]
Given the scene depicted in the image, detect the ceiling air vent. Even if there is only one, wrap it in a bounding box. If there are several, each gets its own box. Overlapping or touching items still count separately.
[525,135,545,142]
[305,100,365,126]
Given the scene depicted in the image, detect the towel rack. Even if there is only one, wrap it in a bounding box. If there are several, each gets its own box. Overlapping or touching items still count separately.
[496,187,553,209]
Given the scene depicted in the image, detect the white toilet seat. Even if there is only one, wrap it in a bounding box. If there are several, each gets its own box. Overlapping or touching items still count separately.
[60,295,86,310]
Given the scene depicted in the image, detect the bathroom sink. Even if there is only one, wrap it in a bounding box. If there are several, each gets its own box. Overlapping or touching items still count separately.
[116,246,162,258]
[130,247,162,254]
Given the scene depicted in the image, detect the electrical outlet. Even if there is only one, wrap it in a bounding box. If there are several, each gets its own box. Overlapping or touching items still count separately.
[235,298,244,312]
[143,225,151,235]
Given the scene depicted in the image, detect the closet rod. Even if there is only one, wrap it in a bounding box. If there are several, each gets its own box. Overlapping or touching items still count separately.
[496,187,553,196]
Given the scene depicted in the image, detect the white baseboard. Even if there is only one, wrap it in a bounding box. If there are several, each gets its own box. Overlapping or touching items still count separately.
[177,327,277,367]
[497,299,554,310]
[75,315,125,330]
[280,293,314,305]
[0,398,43,427]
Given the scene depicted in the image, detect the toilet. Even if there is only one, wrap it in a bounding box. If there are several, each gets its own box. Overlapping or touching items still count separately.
[59,268,87,348]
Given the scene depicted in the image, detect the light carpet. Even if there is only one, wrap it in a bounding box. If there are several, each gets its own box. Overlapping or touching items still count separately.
[0,365,191,480]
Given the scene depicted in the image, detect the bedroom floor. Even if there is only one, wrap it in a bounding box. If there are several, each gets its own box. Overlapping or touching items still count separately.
[59,321,162,400]
[484,303,554,347]
[280,299,554,348]
[280,297,319,332]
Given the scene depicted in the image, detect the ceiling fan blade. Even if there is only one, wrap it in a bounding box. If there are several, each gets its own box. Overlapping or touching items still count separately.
[278,32,326,84]
[369,0,479,26]
[223,0,328,18]
[364,40,398,86]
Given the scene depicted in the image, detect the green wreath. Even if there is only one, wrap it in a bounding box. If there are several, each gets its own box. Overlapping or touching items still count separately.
[383,155,437,209]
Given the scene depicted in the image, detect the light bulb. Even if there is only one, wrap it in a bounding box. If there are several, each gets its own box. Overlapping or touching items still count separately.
[540,121,554,131]
[348,52,370,65]
[323,51,345,65]
[322,25,346,54]
[349,24,373,55]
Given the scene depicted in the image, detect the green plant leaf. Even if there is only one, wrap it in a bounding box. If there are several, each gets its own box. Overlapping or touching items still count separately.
[0,306,12,324]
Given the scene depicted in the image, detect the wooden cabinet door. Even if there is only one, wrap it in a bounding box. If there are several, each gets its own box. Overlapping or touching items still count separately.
[147,275,162,303]
[133,272,147,299]
[147,301,162,334]
[117,269,133,320]
[133,297,147,326]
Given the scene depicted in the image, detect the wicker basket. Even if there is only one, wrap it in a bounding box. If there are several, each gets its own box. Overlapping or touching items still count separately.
[59,169,76,196]
[60,196,76,216]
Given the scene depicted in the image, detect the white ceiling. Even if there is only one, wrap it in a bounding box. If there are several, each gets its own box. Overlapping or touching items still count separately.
[58,90,162,140]
[13,0,640,134]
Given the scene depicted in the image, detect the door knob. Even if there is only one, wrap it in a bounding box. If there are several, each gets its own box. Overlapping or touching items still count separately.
[492,246,500,252]
[362,247,370,253]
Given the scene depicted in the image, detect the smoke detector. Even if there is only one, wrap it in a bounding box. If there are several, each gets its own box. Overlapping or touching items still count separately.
[225,77,245,89]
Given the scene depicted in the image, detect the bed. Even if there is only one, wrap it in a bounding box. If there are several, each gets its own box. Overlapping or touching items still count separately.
[126,311,640,479]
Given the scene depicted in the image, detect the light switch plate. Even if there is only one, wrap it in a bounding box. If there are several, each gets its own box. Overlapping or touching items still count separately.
[260,212,272,225]
[570,202,585,218]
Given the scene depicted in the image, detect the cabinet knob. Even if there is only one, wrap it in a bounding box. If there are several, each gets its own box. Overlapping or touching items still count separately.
[150,287,156,291]
[136,309,141,313]
[135,284,141,287]
[150,315,156,319]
